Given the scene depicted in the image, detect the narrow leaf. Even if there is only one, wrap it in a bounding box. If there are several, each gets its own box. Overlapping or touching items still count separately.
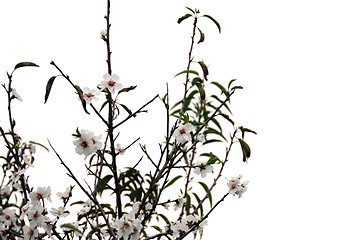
[14,62,39,71]
[203,14,221,33]
[61,223,82,234]
[238,138,251,162]
[97,174,113,195]
[198,61,209,81]
[211,81,228,96]
[174,70,199,78]
[120,104,132,115]
[74,85,89,114]
[186,7,195,14]
[218,113,235,125]
[199,181,212,207]
[44,76,57,103]
[164,175,183,189]
[177,13,192,24]
[197,27,205,44]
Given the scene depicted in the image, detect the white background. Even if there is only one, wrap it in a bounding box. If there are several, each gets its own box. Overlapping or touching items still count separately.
[1,0,361,239]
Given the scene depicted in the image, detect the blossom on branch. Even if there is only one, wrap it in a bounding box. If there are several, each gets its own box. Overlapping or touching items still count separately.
[82,87,99,104]
[73,129,102,158]
[99,73,123,93]
[193,160,213,178]
[226,175,249,198]
[10,88,22,101]
[173,123,194,144]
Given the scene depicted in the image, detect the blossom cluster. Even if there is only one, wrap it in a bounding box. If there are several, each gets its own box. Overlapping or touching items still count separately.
[170,215,207,239]
[227,175,249,198]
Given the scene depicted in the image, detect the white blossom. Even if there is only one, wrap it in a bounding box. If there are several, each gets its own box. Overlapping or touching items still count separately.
[56,186,71,201]
[50,206,70,218]
[23,225,39,240]
[10,88,22,101]
[29,186,51,203]
[227,175,249,198]
[99,73,123,93]
[173,196,186,211]
[82,87,99,104]
[193,160,213,178]
[73,129,102,158]
[116,143,125,155]
[0,208,16,227]
[173,123,194,144]
[170,221,188,239]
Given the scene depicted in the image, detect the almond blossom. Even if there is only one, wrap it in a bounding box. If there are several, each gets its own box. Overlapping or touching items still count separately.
[99,73,123,93]
[193,160,213,178]
[50,206,70,218]
[23,225,39,240]
[173,123,194,144]
[73,129,102,158]
[81,87,99,104]
[29,186,51,203]
[227,175,249,198]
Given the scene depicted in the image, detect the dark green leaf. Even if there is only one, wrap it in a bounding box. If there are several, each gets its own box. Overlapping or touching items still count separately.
[164,175,183,189]
[61,223,82,234]
[174,70,199,78]
[211,81,228,96]
[44,76,57,103]
[197,27,205,44]
[186,194,191,214]
[74,85,89,114]
[14,62,39,71]
[204,127,227,141]
[198,182,212,207]
[228,79,238,89]
[158,213,171,225]
[198,61,209,81]
[218,113,234,125]
[178,14,192,24]
[186,7,195,14]
[192,192,203,217]
[203,14,221,33]
[194,83,205,100]
[238,138,251,162]
[97,174,113,195]
[231,85,243,91]
[120,104,132,115]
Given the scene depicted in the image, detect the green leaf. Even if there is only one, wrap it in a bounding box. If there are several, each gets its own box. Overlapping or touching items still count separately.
[185,7,195,14]
[198,61,209,81]
[74,85,89,114]
[61,223,82,234]
[174,70,199,78]
[198,182,212,207]
[120,104,132,115]
[231,85,243,91]
[197,27,205,44]
[194,82,205,100]
[178,13,192,24]
[203,139,222,145]
[228,79,238,89]
[185,194,191,215]
[218,113,235,125]
[164,175,183,189]
[211,81,228,96]
[14,62,39,71]
[192,192,203,217]
[44,76,57,103]
[97,174,113,195]
[203,14,221,33]
[204,127,227,141]
[238,138,251,162]
[158,213,171,225]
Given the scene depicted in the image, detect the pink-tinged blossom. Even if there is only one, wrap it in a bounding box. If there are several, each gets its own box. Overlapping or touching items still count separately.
[20,202,31,220]
[82,87,99,104]
[10,168,26,185]
[73,129,102,158]
[227,175,249,198]
[0,208,16,227]
[173,196,186,211]
[173,123,194,144]
[0,185,11,198]
[27,204,45,228]
[114,214,143,240]
[56,186,71,201]
[193,160,213,178]
[23,225,39,240]
[116,143,125,155]
[10,88,22,101]
[29,186,51,203]
[99,73,123,93]
[170,221,189,239]
[50,206,70,218]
